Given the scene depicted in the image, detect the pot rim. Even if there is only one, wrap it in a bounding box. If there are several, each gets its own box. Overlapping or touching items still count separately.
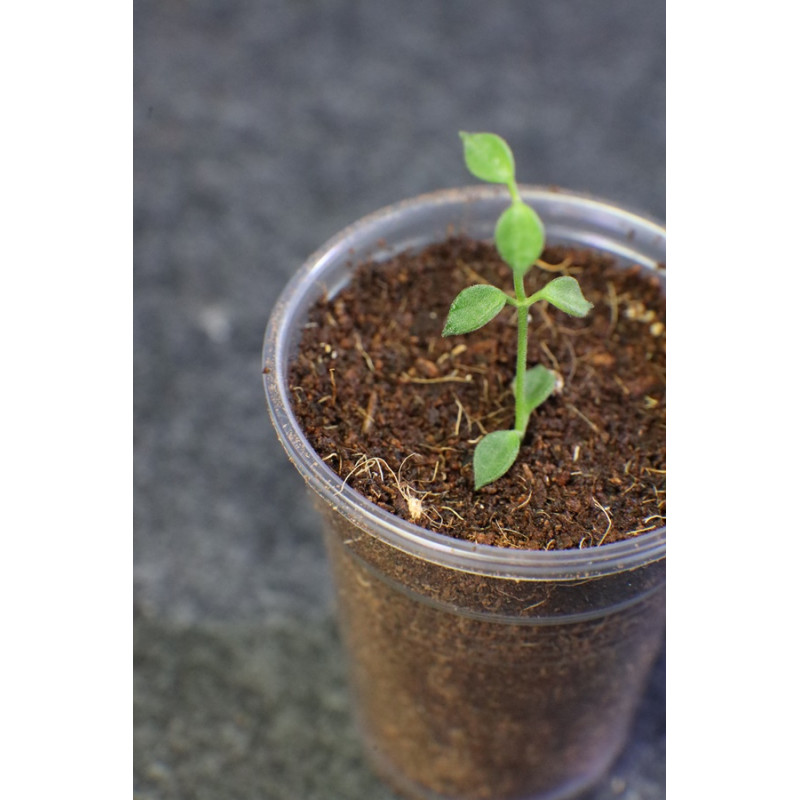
[263,185,666,580]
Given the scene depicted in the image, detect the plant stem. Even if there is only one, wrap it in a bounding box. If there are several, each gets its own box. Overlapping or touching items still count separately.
[513,272,528,433]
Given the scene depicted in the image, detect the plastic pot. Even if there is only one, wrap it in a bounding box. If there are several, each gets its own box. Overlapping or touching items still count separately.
[263,186,666,800]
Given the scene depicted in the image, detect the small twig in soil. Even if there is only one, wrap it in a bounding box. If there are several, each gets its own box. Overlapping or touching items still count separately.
[651,484,666,512]
[454,395,486,438]
[354,332,375,373]
[606,280,619,336]
[522,597,549,611]
[322,452,342,474]
[514,486,534,512]
[361,390,378,434]
[421,458,441,484]
[480,405,513,425]
[347,453,386,484]
[623,457,637,475]
[592,496,613,546]
[399,370,473,385]
[532,302,556,335]
[623,524,658,537]
[329,368,337,407]
[619,480,641,498]
[492,520,530,547]
[458,260,492,286]
[455,361,488,376]
[538,340,561,374]
[354,404,372,430]
[453,396,464,437]
[565,403,603,436]
[396,453,422,482]
[536,254,573,273]
[613,374,631,396]
[441,505,465,521]
[413,447,450,481]
[418,443,458,454]
[557,334,578,383]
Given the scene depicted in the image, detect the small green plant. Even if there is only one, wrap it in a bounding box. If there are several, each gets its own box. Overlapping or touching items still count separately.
[443,132,593,489]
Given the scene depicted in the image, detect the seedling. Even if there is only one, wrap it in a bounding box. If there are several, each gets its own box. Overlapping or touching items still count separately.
[443,132,593,489]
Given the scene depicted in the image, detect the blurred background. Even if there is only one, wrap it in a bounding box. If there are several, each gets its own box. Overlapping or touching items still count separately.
[134,1,665,797]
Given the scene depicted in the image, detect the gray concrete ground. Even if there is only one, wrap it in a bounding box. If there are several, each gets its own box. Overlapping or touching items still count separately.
[134,2,665,797]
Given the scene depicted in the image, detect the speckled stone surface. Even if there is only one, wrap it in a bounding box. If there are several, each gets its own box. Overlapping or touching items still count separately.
[134,1,665,797]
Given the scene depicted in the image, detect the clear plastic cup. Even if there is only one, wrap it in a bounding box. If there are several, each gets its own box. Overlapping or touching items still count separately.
[263,186,666,800]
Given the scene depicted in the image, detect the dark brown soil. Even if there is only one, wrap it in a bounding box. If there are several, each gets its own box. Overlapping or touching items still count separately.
[280,235,666,799]
[289,236,665,550]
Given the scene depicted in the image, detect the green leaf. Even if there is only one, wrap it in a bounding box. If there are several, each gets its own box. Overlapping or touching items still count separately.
[459,132,515,184]
[513,365,557,420]
[494,202,545,276]
[442,284,509,336]
[537,276,593,317]
[473,429,522,490]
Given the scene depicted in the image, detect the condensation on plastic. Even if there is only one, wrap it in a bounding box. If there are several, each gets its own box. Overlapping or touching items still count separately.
[262,185,665,584]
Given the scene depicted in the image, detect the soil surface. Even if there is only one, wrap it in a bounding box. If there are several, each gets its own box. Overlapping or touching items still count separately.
[288,237,666,550]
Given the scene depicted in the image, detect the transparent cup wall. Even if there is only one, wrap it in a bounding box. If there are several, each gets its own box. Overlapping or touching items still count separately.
[264,186,666,800]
